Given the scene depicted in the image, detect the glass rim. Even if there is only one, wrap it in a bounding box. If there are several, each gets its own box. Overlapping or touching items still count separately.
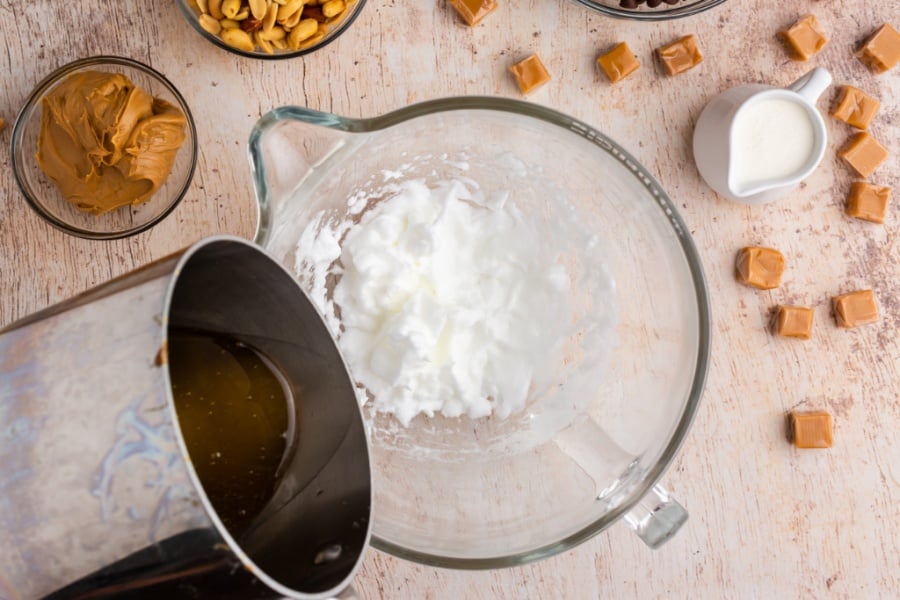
[248,95,713,568]
[10,55,198,240]
[570,0,729,21]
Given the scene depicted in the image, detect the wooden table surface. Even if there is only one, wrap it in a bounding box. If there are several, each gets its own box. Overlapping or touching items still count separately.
[2,1,899,598]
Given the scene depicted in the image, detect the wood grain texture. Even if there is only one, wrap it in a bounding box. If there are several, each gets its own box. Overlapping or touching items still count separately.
[2,1,899,598]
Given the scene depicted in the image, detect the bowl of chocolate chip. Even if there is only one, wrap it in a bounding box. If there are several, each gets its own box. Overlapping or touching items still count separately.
[572,0,728,20]
[176,0,367,58]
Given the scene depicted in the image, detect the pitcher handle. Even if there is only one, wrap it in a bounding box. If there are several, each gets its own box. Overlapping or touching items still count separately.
[623,483,688,549]
[787,67,832,104]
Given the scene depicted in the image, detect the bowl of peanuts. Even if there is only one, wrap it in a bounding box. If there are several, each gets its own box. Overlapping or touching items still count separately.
[176,0,365,58]
[571,0,727,20]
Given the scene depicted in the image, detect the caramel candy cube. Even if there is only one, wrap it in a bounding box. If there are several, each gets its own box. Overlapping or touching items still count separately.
[448,0,497,27]
[735,246,785,290]
[509,54,551,95]
[838,132,888,178]
[657,35,703,76]
[775,306,814,340]
[846,182,891,224]
[856,23,900,73]
[597,42,640,83]
[780,15,829,61]
[831,85,880,130]
[833,289,878,328]
[789,411,833,449]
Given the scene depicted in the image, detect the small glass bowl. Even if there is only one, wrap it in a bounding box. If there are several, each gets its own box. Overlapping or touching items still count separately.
[571,0,728,20]
[11,56,198,240]
[175,0,367,59]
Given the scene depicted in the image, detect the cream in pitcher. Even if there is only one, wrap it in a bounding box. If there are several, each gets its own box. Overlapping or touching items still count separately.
[693,67,832,205]
[729,97,818,192]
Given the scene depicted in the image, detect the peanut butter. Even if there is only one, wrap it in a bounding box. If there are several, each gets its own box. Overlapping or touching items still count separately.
[37,71,187,215]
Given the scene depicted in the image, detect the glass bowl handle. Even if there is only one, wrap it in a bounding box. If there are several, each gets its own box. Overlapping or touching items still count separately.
[623,484,688,549]
[248,106,358,246]
[554,419,688,549]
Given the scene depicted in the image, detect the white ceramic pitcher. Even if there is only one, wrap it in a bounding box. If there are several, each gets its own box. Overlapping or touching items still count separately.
[693,67,832,205]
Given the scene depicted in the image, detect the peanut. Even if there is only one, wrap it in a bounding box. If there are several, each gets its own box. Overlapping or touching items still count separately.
[221,27,255,51]
[321,0,344,19]
[254,30,275,54]
[287,18,318,49]
[199,13,222,34]
[222,0,242,19]
[299,27,326,49]
[248,0,267,20]
[262,2,278,32]
[208,0,225,19]
[282,9,302,29]
[277,0,304,21]
[259,25,287,41]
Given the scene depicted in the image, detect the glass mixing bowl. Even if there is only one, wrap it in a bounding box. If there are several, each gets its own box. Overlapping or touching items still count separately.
[249,97,710,567]
[571,0,728,20]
